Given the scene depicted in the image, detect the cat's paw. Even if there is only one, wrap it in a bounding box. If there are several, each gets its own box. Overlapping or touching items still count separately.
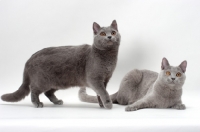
[103,100,113,109]
[33,102,43,108]
[54,100,63,105]
[172,104,186,110]
[125,106,138,112]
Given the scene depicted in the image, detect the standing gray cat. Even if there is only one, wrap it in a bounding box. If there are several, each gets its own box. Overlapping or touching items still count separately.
[1,20,121,109]
[79,58,187,111]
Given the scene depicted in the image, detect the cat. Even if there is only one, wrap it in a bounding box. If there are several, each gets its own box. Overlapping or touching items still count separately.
[79,58,187,111]
[1,20,121,109]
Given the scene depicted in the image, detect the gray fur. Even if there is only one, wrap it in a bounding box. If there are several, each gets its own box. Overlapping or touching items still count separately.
[79,58,187,111]
[1,20,121,109]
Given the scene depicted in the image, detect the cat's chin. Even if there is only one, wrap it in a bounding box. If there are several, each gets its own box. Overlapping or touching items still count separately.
[107,40,114,45]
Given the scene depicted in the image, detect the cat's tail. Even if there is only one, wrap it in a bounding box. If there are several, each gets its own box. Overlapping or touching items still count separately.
[1,69,30,102]
[79,87,118,104]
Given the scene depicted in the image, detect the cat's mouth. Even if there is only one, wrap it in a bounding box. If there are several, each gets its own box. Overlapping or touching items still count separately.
[170,81,176,84]
[107,40,114,45]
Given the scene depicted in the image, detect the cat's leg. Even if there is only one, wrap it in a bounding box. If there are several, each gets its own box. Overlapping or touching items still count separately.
[31,89,43,108]
[97,78,109,108]
[117,69,143,105]
[90,81,112,109]
[171,104,186,110]
[98,89,112,109]
[44,89,63,105]
[97,95,104,108]
[128,100,136,105]
[117,85,136,105]
[170,101,186,110]
[125,98,155,112]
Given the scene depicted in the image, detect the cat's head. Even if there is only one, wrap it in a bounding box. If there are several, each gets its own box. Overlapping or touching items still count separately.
[92,20,121,50]
[158,58,187,87]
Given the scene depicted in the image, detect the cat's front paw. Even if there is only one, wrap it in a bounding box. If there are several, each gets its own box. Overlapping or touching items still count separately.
[54,100,63,105]
[103,100,113,109]
[172,104,186,110]
[33,102,43,108]
[125,106,138,112]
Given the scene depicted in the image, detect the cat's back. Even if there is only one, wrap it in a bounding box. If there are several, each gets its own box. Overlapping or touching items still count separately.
[140,70,158,82]
[123,69,158,83]
[139,70,158,88]
[27,44,91,65]
[30,44,90,59]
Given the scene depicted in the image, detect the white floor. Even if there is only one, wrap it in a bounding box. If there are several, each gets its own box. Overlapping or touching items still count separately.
[0,88,200,132]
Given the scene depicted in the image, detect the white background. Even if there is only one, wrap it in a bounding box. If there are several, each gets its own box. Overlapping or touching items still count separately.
[0,0,200,132]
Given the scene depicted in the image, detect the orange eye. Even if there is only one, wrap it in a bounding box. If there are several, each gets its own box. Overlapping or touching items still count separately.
[176,72,181,77]
[111,31,116,35]
[166,71,171,76]
[100,32,106,36]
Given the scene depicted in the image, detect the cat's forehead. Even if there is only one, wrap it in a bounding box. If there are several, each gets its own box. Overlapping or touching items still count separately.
[100,26,115,32]
[166,66,182,73]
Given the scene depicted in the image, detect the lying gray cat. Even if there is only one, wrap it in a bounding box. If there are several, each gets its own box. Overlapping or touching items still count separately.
[79,58,187,111]
[1,20,121,109]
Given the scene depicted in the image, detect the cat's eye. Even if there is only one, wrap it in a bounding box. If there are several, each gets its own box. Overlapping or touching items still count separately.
[176,72,182,77]
[111,31,116,35]
[166,71,171,76]
[100,32,106,36]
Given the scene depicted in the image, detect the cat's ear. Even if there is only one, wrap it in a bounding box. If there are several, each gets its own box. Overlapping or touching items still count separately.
[161,57,170,70]
[111,20,118,31]
[93,22,101,35]
[179,60,187,73]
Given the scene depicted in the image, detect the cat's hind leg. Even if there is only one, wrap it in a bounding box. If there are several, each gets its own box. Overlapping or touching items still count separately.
[31,89,43,108]
[117,69,143,105]
[45,89,63,105]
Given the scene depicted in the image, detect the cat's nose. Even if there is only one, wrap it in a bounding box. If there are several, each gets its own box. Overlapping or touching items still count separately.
[171,78,175,81]
[108,36,112,39]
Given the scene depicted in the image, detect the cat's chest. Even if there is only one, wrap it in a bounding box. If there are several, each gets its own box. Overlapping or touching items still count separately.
[104,59,117,74]
[95,55,117,69]
[158,90,180,107]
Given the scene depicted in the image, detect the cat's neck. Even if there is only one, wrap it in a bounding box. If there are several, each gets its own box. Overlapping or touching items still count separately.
[91,44,119,57]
